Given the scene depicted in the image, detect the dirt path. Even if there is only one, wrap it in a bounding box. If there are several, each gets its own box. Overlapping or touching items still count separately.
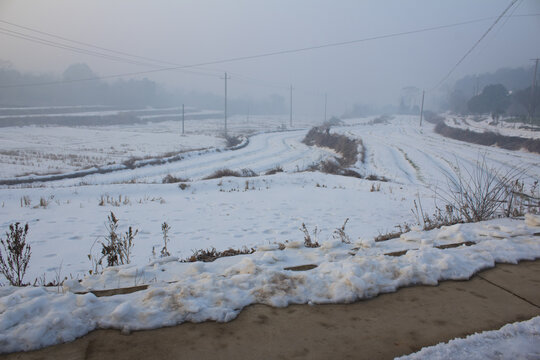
[3,260,539,360]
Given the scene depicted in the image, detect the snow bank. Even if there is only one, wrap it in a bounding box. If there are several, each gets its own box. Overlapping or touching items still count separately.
[396,316,540,360]
[1,216,539,353]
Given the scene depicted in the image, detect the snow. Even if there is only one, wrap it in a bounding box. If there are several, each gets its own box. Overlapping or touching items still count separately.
[396,316,540,360]
[442,114,540,140]
[0,113,539,354]
[0,113,317,178]
[0,216,539,353]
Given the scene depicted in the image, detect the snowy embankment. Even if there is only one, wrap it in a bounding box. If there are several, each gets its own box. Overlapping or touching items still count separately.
[441,114,540,140]
[397,316,540,360]
[1,214,539,353]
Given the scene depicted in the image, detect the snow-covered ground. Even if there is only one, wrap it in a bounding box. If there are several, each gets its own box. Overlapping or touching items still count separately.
[0,113,539,354]
[0,112,315,178]
[442,114,540,140]
[1,215,539,353]
[398,316,540,360]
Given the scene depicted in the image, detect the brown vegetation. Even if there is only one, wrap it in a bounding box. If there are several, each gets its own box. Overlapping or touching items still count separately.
[435,122,540,154]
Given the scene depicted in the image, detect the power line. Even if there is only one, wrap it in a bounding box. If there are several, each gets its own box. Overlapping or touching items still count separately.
[0,27,223,80]
[0,21,295,91]
[0,19,187,68]
[2,12,538,91]
[0,18,227,77]
[432,0,520,90]
[0,27,161,68]
[0,15,517,90]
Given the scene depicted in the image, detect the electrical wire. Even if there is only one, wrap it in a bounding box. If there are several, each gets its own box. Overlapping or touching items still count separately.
[1,12,538,90]
[0,16,506,89]
[431,0,520,90]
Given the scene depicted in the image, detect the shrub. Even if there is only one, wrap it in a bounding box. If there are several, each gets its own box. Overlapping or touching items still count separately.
[39,197,49,208]
[435,122,540,154]
[184,246,255,262]
[89,212,138,273]
[302,127,359,166]
[265,165,284,175]
[299,223,320,248]
[98,194,130,207]
[20,196,31,207]
[411,198,463,231]
[370,183,381,192]
[204,168,257,180]
[438,157,522,222]
[240,168,257,177]
[162,174,189,184]
[224,135,243,148]
[204,168,241,180]
[160,222,171,257]
[333,218,351,244]
[0,223,31,286]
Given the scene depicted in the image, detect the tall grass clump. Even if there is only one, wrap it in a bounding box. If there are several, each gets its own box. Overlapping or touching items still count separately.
[0,223,31,286]
[88,212,138,274]
[438,157,523,222]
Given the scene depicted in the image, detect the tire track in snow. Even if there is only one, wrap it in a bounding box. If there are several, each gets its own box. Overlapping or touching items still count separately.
[50,130,335,186]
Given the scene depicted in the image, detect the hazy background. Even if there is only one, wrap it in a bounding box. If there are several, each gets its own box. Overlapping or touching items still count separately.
[1,0,539,117]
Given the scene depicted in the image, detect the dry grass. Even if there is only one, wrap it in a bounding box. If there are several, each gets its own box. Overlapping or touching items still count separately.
[162,174,189,184]
[184,246,255,262]
[435,122,540,154]
[299,223,321,248]
[265,165,284,175]
[204,168,257,180]
[333,218,351,244]
[302,127,361,166]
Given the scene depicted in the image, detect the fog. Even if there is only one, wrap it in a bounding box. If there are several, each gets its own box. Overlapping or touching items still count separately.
[1,0,539,116]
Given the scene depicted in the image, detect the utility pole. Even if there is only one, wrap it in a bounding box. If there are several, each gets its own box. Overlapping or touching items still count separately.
[419,90,425,127]
[247,104,250,124]
[324,93,327,123]
[222,72,231,135]
[289,84,293,128]
[182,104,185,135]
[529,58,539,124]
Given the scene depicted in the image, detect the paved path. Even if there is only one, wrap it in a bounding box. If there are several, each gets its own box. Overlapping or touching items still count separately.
[3,260,539,360]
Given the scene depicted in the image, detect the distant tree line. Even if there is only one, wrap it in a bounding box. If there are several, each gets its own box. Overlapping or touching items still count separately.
[0,63,171,107]
[444,66,539,122]
[0,62,287,114]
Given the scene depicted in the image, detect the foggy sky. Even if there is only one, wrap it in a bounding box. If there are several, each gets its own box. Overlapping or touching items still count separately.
[1,0,539,117]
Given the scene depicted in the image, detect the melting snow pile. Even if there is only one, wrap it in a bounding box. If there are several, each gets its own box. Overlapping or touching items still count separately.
[397,316,540,360]
[1,214,539,353]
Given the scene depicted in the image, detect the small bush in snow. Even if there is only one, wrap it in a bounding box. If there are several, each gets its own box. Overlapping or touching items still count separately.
[265,165,283,175]
[412,198,463,231]
[204,168,258,180]
[162,174,189,184]
[160,222,171,257]
[224,134,243,148]
[0,222,31,286]
[504,179,540,216]
[439,157,523,222]
[20,196,31,207]
[300,223,320,248]
[98,194,130,207]
[88,212,138,273]
[184,246,255,262]
[333,218,351,244]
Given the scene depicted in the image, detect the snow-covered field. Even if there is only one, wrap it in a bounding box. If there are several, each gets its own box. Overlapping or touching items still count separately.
[0,113,539,354]
[442,113,540,140]
[0,107,314,178]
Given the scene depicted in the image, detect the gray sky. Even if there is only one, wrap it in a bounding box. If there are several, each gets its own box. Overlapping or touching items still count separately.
[1,0,539,116]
